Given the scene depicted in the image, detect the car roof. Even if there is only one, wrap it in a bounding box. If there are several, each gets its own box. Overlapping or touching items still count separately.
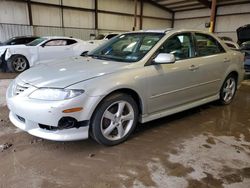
[10,36,39,39]
[124,29,218,35]
[42,36,79,40]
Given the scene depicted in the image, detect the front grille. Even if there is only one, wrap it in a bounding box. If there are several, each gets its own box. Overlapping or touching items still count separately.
[14,84,29,95]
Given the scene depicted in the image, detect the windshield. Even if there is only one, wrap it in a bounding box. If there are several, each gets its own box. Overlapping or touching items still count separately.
[88,33,164,62]
[26,37,47,46]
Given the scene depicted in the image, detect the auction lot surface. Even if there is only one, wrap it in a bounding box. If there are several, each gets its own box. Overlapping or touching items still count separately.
[0,73,250,188]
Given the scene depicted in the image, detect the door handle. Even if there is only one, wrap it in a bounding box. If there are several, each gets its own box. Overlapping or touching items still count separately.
[189,65,199,71]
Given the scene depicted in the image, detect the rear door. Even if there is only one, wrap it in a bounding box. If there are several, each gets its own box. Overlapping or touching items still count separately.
[192,32,229,98]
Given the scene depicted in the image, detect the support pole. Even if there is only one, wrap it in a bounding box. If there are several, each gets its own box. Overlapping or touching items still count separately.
[61,0,64,28]
[133,0,138,31]
[209,0,217,33]
[139,0,143,30]
[171,12,175,28]
[27,0,33,26]
[95,0,98,30]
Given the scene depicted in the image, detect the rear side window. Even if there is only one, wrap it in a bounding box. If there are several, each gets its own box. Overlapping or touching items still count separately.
[225,42,236,49]
[66,39,77,45]
[195,33,225,57]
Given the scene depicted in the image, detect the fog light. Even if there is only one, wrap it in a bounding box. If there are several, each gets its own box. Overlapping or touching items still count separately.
[62,107,83,113]
[58,117,77,129]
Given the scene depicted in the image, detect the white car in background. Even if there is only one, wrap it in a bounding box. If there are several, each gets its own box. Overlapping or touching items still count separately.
[223,40,240,50]
[0,36,97,72]
[88,33,120,45]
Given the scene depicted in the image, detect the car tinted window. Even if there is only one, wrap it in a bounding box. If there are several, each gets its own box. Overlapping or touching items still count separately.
[66,39,77,45]
[195,33,225,57]
[45,39,67,46]
[106,34,118,40]
[159,33,194,60]
[225,42,236,49]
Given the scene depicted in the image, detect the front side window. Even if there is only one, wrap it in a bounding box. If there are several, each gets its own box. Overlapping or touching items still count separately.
[159,33,194,60]
[88,33,164,62]
[45,39,67,46]
[195,33,225,57]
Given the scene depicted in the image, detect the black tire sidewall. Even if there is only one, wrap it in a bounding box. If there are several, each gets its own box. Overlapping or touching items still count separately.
[91,93,139,146]
[219,74,237,105]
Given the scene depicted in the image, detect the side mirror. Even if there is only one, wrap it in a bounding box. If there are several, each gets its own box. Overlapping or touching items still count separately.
[153,53,175,64]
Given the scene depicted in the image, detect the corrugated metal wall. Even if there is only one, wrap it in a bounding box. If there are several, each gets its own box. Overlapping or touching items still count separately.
[174,4,250,42]
[0,24,33,42]
[34,26,95,40]
[0,0,171,42]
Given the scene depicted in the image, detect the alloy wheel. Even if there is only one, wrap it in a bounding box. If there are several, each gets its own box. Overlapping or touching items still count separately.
[222,77,236,103]
[100,101,135,141]
[12,57,27,72]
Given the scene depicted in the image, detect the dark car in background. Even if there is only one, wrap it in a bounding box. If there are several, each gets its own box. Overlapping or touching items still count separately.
[0,36,39,46]
[240,41,250,74]
[237,25,250,74]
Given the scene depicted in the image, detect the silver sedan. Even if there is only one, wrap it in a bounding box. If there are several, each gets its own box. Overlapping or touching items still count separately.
[6,29,245,145]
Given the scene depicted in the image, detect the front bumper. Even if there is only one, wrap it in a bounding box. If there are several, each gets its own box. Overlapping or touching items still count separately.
[9,112,89,141]
[6,80,102,141]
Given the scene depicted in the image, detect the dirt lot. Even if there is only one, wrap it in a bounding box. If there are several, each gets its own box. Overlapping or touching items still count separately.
[0,73,250,188]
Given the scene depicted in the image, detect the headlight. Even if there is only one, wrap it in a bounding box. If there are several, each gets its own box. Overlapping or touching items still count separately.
[29,88,84,101]
[5,48,12,60]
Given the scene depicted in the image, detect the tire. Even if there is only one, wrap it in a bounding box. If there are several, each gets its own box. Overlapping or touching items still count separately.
[91,93,139,146]
[7,55,29,73]
[219,74,237,105]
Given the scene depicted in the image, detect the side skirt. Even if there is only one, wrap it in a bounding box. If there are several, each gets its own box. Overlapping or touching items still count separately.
[139,94,219,123]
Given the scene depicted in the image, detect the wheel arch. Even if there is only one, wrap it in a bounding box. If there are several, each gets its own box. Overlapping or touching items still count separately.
[89,88,144,130]
[7,54,30,72]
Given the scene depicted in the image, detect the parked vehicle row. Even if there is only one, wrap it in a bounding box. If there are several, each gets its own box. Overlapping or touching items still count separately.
[6,29,244,145]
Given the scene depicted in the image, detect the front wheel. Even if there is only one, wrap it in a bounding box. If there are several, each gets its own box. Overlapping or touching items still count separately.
[219,74,237,105]
[91,93,138,146]
[7,55,29,73]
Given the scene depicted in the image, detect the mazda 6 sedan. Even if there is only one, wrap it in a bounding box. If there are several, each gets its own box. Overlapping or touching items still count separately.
[6,29,244,145]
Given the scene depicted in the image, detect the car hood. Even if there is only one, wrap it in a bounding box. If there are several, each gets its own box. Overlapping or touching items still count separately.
[17,56,131,88]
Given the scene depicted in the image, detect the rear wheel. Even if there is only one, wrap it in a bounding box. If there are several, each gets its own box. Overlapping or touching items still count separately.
[7,55,29,73]
[219,74,237,105]
[91,93,138,146]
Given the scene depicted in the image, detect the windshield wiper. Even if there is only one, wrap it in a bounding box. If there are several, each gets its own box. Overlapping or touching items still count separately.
[88,54,113,61]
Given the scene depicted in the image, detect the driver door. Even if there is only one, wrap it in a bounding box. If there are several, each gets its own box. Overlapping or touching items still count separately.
[146,32,201,114]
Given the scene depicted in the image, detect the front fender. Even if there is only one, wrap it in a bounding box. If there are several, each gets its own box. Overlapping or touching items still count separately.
[68,67,148,115]
[7,48,37,67]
